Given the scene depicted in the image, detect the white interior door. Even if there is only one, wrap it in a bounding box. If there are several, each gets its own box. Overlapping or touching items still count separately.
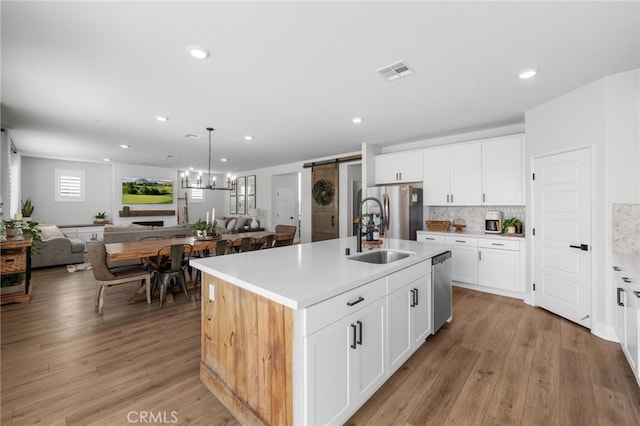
[533,148,591,328]
[276,187,295,226]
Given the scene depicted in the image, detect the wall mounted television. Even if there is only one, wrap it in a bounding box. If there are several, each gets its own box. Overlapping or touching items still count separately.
[122,177,174,204]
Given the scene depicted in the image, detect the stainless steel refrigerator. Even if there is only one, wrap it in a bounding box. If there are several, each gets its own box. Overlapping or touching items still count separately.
[366,184,423,240]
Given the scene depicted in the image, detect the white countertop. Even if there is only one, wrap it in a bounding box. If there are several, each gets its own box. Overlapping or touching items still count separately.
[417,229,526,241]
[190,237,449,310]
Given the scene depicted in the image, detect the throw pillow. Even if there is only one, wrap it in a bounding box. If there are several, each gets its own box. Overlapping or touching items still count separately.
[226,218,237,230]
[234,217,248,231]
[38,224,65,240]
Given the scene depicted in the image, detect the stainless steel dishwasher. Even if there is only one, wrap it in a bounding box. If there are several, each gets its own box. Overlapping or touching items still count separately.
[432,251,452,333]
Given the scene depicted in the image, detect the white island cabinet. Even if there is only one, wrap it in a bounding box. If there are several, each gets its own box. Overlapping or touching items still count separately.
[191,237,448,426]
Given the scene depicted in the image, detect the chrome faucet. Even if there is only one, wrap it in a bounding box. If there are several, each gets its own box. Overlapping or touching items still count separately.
[357,197,385,252]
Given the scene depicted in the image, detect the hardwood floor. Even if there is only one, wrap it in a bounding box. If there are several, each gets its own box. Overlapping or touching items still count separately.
[2,267,639,425]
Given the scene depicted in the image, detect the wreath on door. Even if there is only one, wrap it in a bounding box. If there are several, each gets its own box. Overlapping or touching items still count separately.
[312,179,334,205]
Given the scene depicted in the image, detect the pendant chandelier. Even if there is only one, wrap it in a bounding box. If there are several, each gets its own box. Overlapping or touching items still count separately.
[180,127,236,191]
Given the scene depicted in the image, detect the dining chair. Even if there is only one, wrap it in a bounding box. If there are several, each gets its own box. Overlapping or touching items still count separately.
[274,224,297,247]
[152,244,193,306]
[138,236,163,272]
[239,237,256,253]
[214,239,232,256]
[193,240,229,287]
[261,234,275,249]
[86,240,151,314]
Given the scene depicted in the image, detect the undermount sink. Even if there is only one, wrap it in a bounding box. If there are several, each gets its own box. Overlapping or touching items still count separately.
[348,249,414,264]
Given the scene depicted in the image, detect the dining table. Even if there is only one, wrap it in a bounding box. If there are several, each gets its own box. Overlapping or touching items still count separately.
[105,231,279,263]
[104,231,283,303]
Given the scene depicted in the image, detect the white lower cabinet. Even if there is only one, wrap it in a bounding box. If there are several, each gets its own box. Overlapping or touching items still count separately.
[303,260,432,425]
[446,236,478,284]
[387,273,432,374]
[477,239,520,292]
[304,297,386,425]
[418,232,524,296]
[614,262,640,383]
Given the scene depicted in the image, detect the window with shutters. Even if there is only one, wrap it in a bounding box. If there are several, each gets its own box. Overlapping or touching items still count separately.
[190,188,204,203]
[55,169,85,202]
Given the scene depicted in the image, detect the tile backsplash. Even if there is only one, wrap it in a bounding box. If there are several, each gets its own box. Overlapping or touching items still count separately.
[613,204,640,254]
[425,206,526,233]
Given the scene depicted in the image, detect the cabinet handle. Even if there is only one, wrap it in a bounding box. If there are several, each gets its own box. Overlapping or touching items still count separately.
[634,291,640,299]
[491,243,504,246]
[347,296,365,307]
[446,194,450,203]
[617,287,625,306]
[455,240,466,243]
[331,215,335,226]
[451,194,454,203]
[425,237,435,241]
[483,193,486,203]
[414,288,419,306]
[478,251,482,261]
[623,277,632,283]
[410,289,416,307]
[613,266,621,271]
[357,320,363,345]
[205,334,212,341]
[351,324,357,349]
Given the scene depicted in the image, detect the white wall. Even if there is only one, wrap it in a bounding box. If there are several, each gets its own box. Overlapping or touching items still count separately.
[21,157,113,225]
[525,68,639,341]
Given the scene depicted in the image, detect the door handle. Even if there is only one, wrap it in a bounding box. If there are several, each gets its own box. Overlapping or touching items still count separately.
[569,244,589,251]
[331,215,335,226]
[351,324,357,349]
[617,287,624,306]
[357,320,363,345]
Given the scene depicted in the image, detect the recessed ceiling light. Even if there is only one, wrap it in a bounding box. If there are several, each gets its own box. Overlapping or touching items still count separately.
[119,144,130,149]
[352,117,363,124]
[103,158,111,162]
[220,158,228,162]
[155,115,169,122]
[189,166,194,170]
[519,69,537,79]
[187,45,210,59]
[244,135,254,141]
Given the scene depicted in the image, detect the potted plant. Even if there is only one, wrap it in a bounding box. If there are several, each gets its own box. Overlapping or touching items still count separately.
[3,220,17,238]
[21,198,34,221]
[191,219,218,238]
[94,212,107,224]
[22,221,43,255]
[502,218,522,234]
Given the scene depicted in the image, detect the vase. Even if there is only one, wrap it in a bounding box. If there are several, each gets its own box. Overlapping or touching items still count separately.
[250,217,259,229]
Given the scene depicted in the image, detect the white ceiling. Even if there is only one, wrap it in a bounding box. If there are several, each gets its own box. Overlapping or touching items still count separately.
[2,1,638,174]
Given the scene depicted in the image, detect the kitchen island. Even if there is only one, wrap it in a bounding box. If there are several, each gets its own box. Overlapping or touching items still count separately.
[191,237,449,426]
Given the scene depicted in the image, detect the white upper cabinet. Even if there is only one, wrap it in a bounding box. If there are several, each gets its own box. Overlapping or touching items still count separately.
[423,143,481,206]
[423,134,524,206]
[375,151,423,184]
[481,136,523,205]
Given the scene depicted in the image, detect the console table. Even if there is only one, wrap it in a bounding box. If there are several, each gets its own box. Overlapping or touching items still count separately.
[1,237,33,304]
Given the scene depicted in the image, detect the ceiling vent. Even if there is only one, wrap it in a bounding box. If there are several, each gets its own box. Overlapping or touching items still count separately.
[376,60,415,81]
[183,133,201,139]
